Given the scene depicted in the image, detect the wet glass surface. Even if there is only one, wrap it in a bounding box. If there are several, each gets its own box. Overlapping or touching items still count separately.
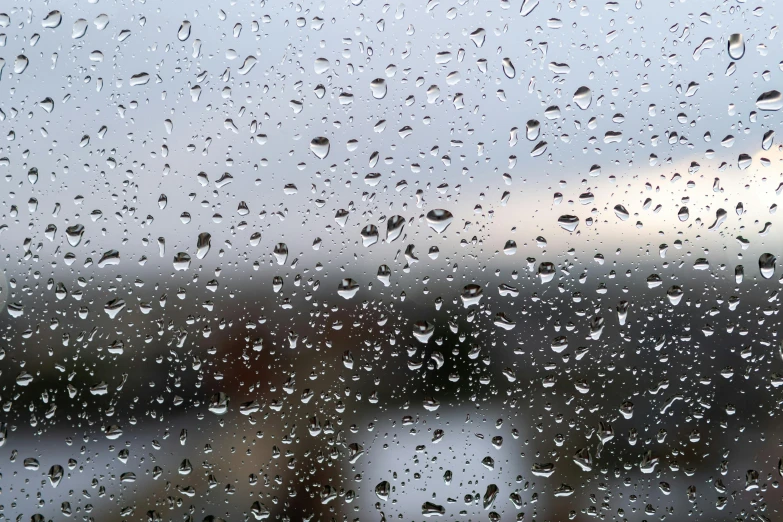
[0,1,782,521]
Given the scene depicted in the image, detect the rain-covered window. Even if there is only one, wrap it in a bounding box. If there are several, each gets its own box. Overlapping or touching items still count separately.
[0,1,781,521]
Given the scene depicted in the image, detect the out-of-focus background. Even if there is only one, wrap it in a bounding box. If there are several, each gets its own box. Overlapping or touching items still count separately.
[0,0,781,521]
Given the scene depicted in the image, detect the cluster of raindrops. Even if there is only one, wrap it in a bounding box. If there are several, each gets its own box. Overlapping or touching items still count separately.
[0,1,780,522]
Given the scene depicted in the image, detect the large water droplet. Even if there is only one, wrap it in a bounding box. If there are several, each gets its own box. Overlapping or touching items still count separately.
[13,55,28,74]
[72,18,88,39]
[538,262,556,283]
[375,481,391,501]
[573,86,592,109]
[412,321,435,343]
[337,278,360,299]
[557,215,579,232]
[208,392,229,414]
[129,73,150,86]
[386,215,406,243]
[97,249,120,267]
[196,232,211,259]
[426,209,454,233]
[48,465,64,488]
[65,224,85,246]
[728,33,745,60]
[273,243,289,265]
[526,119,540,140]
[178,20,191,41]
[361,225,379,247]
[310,137,330,159]
[238,55,257,75]
[422,502,445,517]
[173,252,191,271]
[756,90,782,111]
[482,484,499,509]
[759,253,776,279]
[469,28,486,47]
[666,285,683,305]
[314,57,330,74]
[614,205,630,221]
[370,78,387,99]
[42,10,62,29]
[520,0,539,16]
[460,284,483,308]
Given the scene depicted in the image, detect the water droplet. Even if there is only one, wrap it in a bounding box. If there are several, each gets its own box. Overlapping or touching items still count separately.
[65,224,85,246]
[526,120,540,140]
[759,253,776,279]
[238,56,258,75]
[426,209,454,233]
[337,278,360,299]
[42,10,62,29]
[469,28,486,47]
[361,225,379,247]
[273,243,289,265]
[310,137,330,159]
[573,86,592,109]
[501,58,516,78]
[482,484,499,509]
[208,391,229,414]
[104,298,126,319]
[762,130,775,150]
[708,208,727,230]
[375,481,391,501]
[94,14,110,31]
[72,18,88,39]
[16,371,33,386]
[173,252,191,271]
[520,0,539,16]
[386,215,406,243]
[196,232,211,259]
[728,33,745,60]
[422,502,445,517]
[557,215,579,232]
[97,249,120,267]
[370,78,387,99]
[48,465,64,488]
[7,302,24,318]
[666,285,683,305]
[13,55,28,74]
[538,262,556,283]
[178,20,191,41]
[129,73,150,86]
[314,57,330,74]
[39,97,54,113]
[460,284,483,308]
[377,264,392,286]
[413,320,435,343]
[179,459,193,475]
[756,90,782,111]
